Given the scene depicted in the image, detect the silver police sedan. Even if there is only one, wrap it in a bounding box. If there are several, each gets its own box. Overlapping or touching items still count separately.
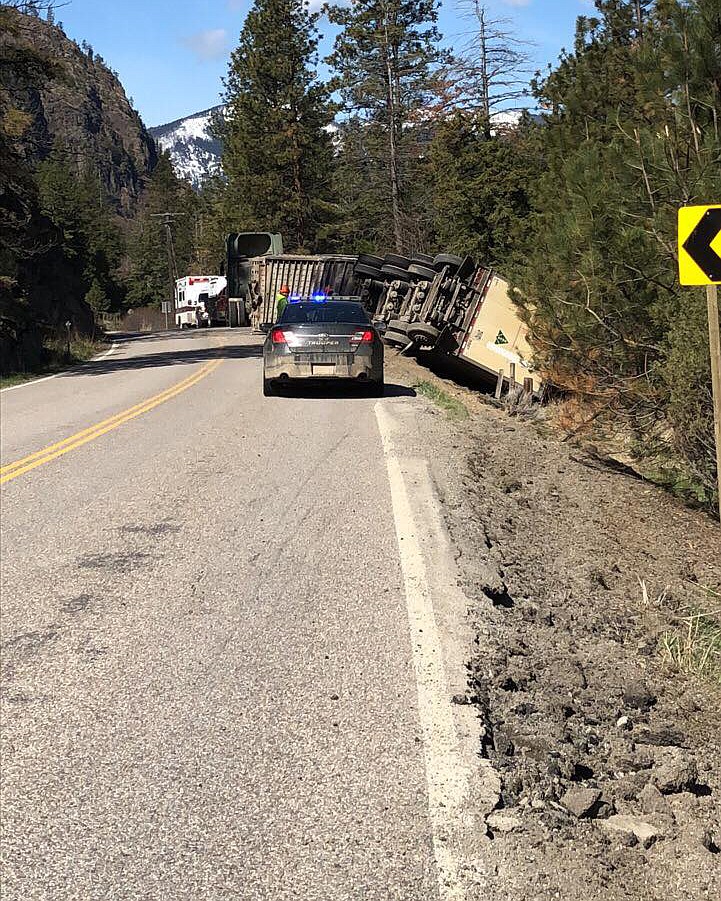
[262,299,384,396]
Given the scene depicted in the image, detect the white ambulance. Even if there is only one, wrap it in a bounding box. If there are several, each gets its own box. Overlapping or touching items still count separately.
[174,276,228,329]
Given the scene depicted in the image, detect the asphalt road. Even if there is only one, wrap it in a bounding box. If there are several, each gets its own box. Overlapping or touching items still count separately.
[0,329,457,900]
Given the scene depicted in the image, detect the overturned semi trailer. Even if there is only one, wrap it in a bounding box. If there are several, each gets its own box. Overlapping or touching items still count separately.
[352,251,541,395]
[224,233,359,327]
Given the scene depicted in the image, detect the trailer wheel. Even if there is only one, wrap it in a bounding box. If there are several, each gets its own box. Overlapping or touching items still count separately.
[408,263,437,281]
[433,253,464,273]
[384,253,412,269]
[412,253,435,266]
[383,328,409,347]
[358,253,384,269]
[407,322,440,346]
[380,264,411,283]
[354,262,383,280]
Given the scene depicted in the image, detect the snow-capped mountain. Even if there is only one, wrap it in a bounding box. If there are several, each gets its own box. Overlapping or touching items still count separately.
[149,106,223,189]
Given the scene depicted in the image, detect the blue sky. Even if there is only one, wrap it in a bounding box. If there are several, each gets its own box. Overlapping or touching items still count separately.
[54,1,591,127]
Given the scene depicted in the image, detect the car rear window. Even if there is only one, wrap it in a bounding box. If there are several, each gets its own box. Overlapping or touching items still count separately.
[278,302,370,325]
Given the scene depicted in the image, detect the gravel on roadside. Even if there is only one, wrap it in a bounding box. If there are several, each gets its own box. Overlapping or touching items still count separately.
[384,348,721,901]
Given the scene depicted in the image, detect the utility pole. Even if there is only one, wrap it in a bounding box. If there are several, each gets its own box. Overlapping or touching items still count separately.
[151,212,181,330]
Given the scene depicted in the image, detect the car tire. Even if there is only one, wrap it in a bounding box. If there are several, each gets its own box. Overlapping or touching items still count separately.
[407,263,437,281]
[358,253,384,268]
[407,322,440,346]
[380,264,411,282]
[384,253,411,269]
[433,253,464,273]
[263,377,275,396]
[354,262,383,280]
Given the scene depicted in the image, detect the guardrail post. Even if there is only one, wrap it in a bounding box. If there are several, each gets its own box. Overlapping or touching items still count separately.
[495,368,504,399]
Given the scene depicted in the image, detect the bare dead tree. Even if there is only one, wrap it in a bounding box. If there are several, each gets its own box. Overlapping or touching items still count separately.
[2,1,70,12]
[444,1,533,136]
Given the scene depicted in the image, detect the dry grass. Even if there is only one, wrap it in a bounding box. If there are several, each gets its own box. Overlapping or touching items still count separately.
[661,586,721,686]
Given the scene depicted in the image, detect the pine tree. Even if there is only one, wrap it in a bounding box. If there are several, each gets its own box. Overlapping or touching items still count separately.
[221,0,337,252]
[125,154,198,308]
[327,0,443,251]
[36,149,125,310]
[428,113,536,267]
[85,278,109,313]
[193,174,234,272]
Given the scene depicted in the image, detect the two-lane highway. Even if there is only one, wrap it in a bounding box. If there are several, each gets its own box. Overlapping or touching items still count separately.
[0,329,480,899]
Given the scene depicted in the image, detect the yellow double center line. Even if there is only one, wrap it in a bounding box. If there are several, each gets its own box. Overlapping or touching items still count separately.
[1,357,223,485]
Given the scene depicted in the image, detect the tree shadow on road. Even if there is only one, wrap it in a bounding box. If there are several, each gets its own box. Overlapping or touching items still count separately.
[68,335,263,377]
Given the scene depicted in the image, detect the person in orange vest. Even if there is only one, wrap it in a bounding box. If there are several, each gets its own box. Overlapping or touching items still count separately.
[275,284,290,319]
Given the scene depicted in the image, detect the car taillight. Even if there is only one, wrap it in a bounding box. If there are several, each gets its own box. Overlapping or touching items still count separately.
[350,330,374,344]
[271,328,286,344]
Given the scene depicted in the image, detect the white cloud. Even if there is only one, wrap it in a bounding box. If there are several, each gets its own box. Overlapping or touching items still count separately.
[182,29,230,62]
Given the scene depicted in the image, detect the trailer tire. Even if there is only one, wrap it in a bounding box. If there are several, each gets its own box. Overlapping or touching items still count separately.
[387,318,409,334]
[384,253,411,269]
[354,262,383,280]
[412,253,435,265]
[383,328,408,347]
[380,264,411,283]
[407,263,437,281]
[407,322,440,346]
[357,253,384,268]
[433,253,464,272]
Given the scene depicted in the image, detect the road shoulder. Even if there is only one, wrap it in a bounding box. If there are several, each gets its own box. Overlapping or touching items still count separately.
[384,349,721,901]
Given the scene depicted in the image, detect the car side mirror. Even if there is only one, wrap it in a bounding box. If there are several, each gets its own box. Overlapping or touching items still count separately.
[372,319,387,333]
[260,322,272,333]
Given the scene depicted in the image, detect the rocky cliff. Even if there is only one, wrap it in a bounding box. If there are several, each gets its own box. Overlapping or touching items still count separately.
[2,7,157,216]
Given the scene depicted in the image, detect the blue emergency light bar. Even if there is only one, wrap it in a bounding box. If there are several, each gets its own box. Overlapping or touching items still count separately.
[288,293,328,303]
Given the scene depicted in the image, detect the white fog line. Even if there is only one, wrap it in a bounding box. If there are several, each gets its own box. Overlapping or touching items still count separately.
[0,343,118,394]
[375,401,474,901]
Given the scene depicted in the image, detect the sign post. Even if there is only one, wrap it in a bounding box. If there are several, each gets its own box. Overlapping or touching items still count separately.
[678,205,721,519]
[161,299,171,331]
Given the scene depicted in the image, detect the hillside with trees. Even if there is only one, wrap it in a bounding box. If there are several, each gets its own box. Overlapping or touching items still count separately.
[511,0,721,506]
[0,3,195,372]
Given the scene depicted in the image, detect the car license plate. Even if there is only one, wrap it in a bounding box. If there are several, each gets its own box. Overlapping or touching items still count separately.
[295,353,353,364]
